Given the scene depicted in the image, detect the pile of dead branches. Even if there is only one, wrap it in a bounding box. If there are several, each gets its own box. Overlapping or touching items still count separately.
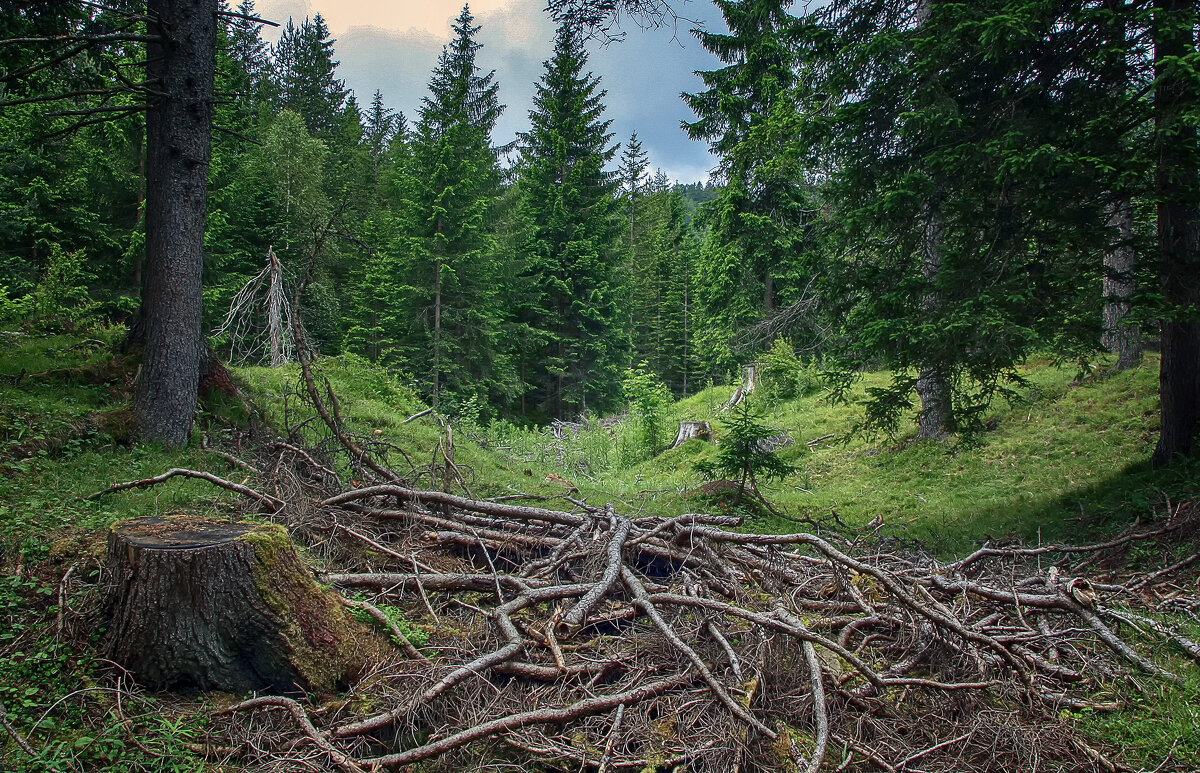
[87,349,1200,772]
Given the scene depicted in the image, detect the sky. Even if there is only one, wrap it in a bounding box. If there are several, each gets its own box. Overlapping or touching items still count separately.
[253,0,729,183]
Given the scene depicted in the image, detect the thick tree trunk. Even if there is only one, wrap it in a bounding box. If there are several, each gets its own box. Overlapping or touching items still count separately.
[1151,0,1200,466]
[105,516,373,694]
[916,199,953,439]
[134,0,216,447]
[1102,197,1143,370]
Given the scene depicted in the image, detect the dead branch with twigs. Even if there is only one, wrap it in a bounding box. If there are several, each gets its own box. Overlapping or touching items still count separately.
[212,246,296,367]
[82,352,1200,772]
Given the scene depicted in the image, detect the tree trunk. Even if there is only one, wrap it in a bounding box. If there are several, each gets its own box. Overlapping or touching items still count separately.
[672,420,713,449]
[1099,5,1142,373]
[1102,197,1143,370]
[916,199,953,439]
[134,0,216,447]
[1151,0,1200,466]
[105,516,373,694]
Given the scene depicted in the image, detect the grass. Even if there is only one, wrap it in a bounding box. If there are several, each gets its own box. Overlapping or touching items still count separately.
[591,356,1198,554]
[1,330,1197,770]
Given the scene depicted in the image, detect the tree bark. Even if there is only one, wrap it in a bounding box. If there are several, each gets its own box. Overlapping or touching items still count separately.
[1102,197,1143,370]
[1151,0,1200,466]
[672,421,713,449]
[916,199,953,439]
[134,0,216,447]
[725,363,758,409]
[105,516,373,694]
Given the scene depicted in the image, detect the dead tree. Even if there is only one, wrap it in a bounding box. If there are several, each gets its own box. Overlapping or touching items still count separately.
[723,363,759,410]
[212,246,296,366]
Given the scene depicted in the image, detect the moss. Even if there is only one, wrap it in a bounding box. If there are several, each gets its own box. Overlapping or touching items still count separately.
[238,522,381,695]
[769,724,802,773]
[92,405,135,444]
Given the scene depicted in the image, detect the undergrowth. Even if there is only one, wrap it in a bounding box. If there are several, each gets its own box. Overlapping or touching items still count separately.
[1,330,1197,770]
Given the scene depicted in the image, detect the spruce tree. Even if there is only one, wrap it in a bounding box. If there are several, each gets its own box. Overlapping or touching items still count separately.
[514,22,623,419]
[799,0,1118,437]
[364,90,399,181]
[395,3,509,407]
[271,15,348,142]
[224,0,271,119]
[683,0,815,372]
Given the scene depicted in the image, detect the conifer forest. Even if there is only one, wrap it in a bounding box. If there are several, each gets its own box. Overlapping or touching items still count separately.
[1,1,1199,772]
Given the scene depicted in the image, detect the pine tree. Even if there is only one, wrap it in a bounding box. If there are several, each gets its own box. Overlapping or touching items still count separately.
[683,0,816,371]
[224,0,271,119]
[271,15,348,142]
[395,3,510,407]
[514,22,623,418]
[364,90,400,181]
[618,131,648,248]
[800,0,1117,437]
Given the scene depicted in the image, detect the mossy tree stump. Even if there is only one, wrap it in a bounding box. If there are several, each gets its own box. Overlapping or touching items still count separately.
[105,516,370,694]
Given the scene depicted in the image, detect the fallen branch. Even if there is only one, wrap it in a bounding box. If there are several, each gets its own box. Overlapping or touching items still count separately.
[84,468,283,509]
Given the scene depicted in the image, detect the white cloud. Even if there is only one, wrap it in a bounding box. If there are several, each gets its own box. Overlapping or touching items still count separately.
[254,0,724,183]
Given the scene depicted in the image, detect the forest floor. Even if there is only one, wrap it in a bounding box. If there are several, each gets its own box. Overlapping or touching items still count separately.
[1,328,1197,771]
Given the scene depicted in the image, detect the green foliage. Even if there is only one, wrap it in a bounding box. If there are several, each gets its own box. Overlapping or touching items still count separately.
[684,0,821,371]
[348,598,430,649]
[622,362,672,459]
[513,22,624,418]
[386,4,512,408]
[25,245,100,332]
[759,337,820,402]
[271,14,348,142]
[695,398,798,503]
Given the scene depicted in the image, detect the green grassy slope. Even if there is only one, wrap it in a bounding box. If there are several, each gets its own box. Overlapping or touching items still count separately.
[1,332,1197,769]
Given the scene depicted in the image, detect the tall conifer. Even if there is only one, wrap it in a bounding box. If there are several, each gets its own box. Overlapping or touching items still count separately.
[514,22,623,419]
[397,4,509,407]
[683,0,815,371]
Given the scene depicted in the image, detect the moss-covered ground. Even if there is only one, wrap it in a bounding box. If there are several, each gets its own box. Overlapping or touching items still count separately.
[1,330,1197,770]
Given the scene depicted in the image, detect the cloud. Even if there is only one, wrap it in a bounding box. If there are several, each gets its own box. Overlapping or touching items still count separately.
[255,0,724,182]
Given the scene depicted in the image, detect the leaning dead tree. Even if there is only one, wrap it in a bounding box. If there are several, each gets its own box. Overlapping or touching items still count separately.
[212,246,295,366]
[86,348,1200,772]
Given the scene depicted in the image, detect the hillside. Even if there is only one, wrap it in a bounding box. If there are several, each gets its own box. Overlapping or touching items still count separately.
[2,331,1198,771]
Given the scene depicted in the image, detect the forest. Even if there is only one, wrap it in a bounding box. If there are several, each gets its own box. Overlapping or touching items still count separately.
[1,0,1199,771]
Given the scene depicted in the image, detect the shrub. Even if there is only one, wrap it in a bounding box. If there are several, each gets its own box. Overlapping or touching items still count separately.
[759,337,821,402]
[694,398,798,505]
[621,362,673,460]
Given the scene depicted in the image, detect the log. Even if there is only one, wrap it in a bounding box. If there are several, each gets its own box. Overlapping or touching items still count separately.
[104,515,374,694]
[671,421,713,449]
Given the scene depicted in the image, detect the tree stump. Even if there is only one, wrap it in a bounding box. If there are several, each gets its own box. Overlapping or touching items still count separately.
[105,516,373,694]
[724,363,759,410]
[672,421,713,449]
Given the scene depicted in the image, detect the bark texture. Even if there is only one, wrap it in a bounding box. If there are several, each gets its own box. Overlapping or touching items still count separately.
[1151,0,1200,466]
[672,420,713,449]
[134,0,216,447]
[105,516,370,694]
[1102,198,1143,370]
